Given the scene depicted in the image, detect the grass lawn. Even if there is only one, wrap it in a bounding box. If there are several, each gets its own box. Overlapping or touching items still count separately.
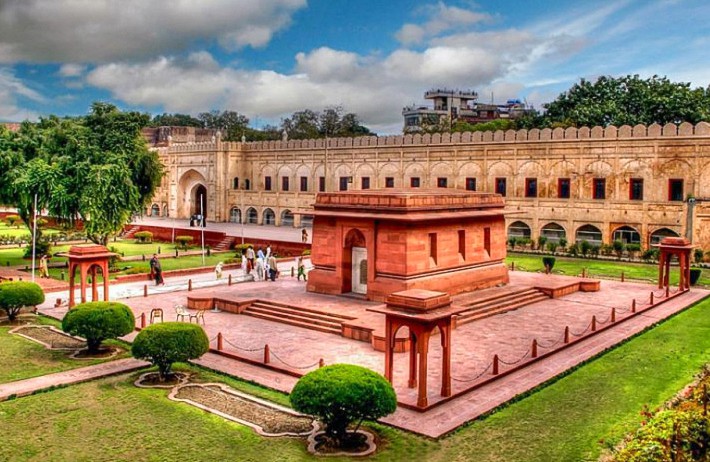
[434,295,710,462]
[0,365,435,462]
[0,222,61,239]
[0,316,130,384]
[506,252,710,286]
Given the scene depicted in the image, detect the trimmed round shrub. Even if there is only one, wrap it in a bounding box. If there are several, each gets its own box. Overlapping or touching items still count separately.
[175,235,194,250]
[5,214,21,228]
[134,231,153,243]
[62,301,135,353]
[0,281,45,322]
[290,364,397,446]
[690,268,702,285]
[542,256,556,272]
[132,322,209,381]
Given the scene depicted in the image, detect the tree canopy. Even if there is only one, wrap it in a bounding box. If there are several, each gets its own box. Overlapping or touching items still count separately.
[281,106,374,140]
[0,103,163,245]
[540,75,710,128]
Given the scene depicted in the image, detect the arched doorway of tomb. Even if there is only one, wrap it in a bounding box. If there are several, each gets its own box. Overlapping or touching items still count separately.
[343,228,367,294]
[229,207,241,223]
[150,204,160,217]
[612,225,641,245]
[192,184,207,217]
[281,210,294,227]
[650,227,680,246]
[576,224,603,246]
[507,221,531,240]
[263,208,275,225]
[246,208,258,224]
[540,223,566,243]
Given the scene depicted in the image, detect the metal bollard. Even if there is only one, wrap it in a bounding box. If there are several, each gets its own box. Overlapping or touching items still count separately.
[492,355,499,375]
[217,332,223,351]
[650,292,654,304]
[143,285,148,297]
[264,344,270,364]
[564,326,570,344]
[621,271,625,283]
[665,286,670,298]
[632,299,636,313]
[188,279,192,291]
[591,315,597,332]
[611,307,616,323]
[531,339,538,358]
[319,358,325,368]
[228,274,232,286]
[140,313,146,329]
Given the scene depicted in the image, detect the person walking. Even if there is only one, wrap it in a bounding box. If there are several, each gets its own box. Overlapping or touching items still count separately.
[267,254,278,281]
[297,256,307,281]
[151,254,164,286]
[39,254,49,278]
[246,246,255,273]
[215,262,223,279]
[301,228,309,243]
[255,254,265,281]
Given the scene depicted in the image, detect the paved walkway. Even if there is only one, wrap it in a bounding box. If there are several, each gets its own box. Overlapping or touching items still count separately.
[0,358,147,402]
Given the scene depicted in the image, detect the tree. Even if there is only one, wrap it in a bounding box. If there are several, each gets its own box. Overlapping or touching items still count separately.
[2,103,164,246]
[131,322,209,381]
[290,364,397,447]
[61,301,135,354]
[281,107,374,139]
[542,75,710,128]
[0,281,45,322]
[149,113,202,128]
[197,110,250,141]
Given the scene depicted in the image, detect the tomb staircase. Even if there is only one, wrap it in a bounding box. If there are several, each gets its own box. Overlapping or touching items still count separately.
[242,300,355,336]
[122,226,141,239]
[454,287,549,327]
[213,236,236,252]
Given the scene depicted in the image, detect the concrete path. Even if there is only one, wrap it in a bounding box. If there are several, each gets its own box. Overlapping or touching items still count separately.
[0,358,148,402]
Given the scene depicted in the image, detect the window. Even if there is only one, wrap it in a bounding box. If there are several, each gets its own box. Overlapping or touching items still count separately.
[385,177,395,188]
[525,178,537,198]
[558,178,570,199]
[264,176,272,191]
[281,176,289,192]
[630,178,643,200]
[233,177,239,189]
[300,176,308,192]
[245,179,251,190]
[669,179,684,201]
[429,233,437,265]
[495,177,506,196]
[319,176,325,192]
[465,177,476,191]
[361,177,370,190]
[410,177,420,188]
[437,177,448,188]
[484,227,491,256]
[593,178,606,199]
[339,176,349,191]
[458,230,466,260]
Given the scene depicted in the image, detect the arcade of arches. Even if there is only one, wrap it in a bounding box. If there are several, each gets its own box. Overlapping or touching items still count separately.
[147,124,710,250]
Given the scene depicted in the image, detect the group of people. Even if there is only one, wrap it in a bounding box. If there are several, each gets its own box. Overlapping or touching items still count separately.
[149,254,164,285]
[242,245,279,281]
[189,214,206,227]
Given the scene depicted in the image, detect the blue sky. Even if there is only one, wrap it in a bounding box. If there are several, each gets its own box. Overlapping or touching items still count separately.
[0,0,708,133]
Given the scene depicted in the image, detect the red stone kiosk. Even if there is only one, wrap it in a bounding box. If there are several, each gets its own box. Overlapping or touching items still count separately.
[58,245,116,308]
[306,189,511,301]
[656,237,694,291]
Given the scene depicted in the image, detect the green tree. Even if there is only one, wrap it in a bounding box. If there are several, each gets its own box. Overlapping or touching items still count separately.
[0,281,45,322]
[281,107,374,139]
[149,113,203,128]
[290,364,397,447]
[197,110,250,141]
[131,322,209,381]
[542,75,710,127]
[2,104,163,246]
[61,301,135,354]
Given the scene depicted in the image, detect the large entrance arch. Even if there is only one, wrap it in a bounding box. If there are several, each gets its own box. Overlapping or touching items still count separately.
[343,228,367,294]
[177,169,208,219]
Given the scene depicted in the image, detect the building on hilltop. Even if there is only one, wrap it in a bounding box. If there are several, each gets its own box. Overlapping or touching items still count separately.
[402,89,531,132]
[143,122,710,251]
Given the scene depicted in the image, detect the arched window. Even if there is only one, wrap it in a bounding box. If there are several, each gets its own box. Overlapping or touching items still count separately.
[612,226,640,245]
[229,207,241,223]
[247,207,258,224]
[150,204,160,217]
[650,227,680,245]
[281,210,294,227]
[233,177,239,189]
[540,223,566,243]
[300,215,313,228]
[576,224,602,245]
[263,208,275,225]
[508,221,531,239]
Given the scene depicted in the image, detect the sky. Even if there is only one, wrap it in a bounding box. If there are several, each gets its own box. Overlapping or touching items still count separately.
[0,0,708,134]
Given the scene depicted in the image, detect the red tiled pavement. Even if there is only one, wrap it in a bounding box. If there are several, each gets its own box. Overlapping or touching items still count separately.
[0,358,147,402]
[37,271,710,438]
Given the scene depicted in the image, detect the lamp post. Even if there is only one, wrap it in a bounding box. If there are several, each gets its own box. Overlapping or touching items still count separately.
[200,193,205,265]
[30,193,38,283]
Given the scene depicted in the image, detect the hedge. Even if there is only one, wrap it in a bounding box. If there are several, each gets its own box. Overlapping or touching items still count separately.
[134,231,153,243]
[62,301,135,353]
[0,281,45,322]
[131,322,209,381]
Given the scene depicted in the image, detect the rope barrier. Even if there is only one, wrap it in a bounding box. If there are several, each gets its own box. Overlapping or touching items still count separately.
[222,337,265,353]
[498,348,531,366]
[269,351,322,370]
[452,361,493,383]
[536,332,566,349]
[570,320,594,337]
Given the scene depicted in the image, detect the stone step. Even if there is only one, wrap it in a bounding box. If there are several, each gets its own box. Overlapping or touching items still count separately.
[456,293,549,326]
[213,236,235,251]
[253,299,355,320]
[246,303,343,329]
[122,225,141,239]
[459,288,543,311]
[242,310,341,335]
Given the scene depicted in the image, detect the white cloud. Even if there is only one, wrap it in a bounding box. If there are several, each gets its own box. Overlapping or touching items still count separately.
[395,2,490,45]
[0,67,42,121]
[0,0,306,63]
[58,64,87,77]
